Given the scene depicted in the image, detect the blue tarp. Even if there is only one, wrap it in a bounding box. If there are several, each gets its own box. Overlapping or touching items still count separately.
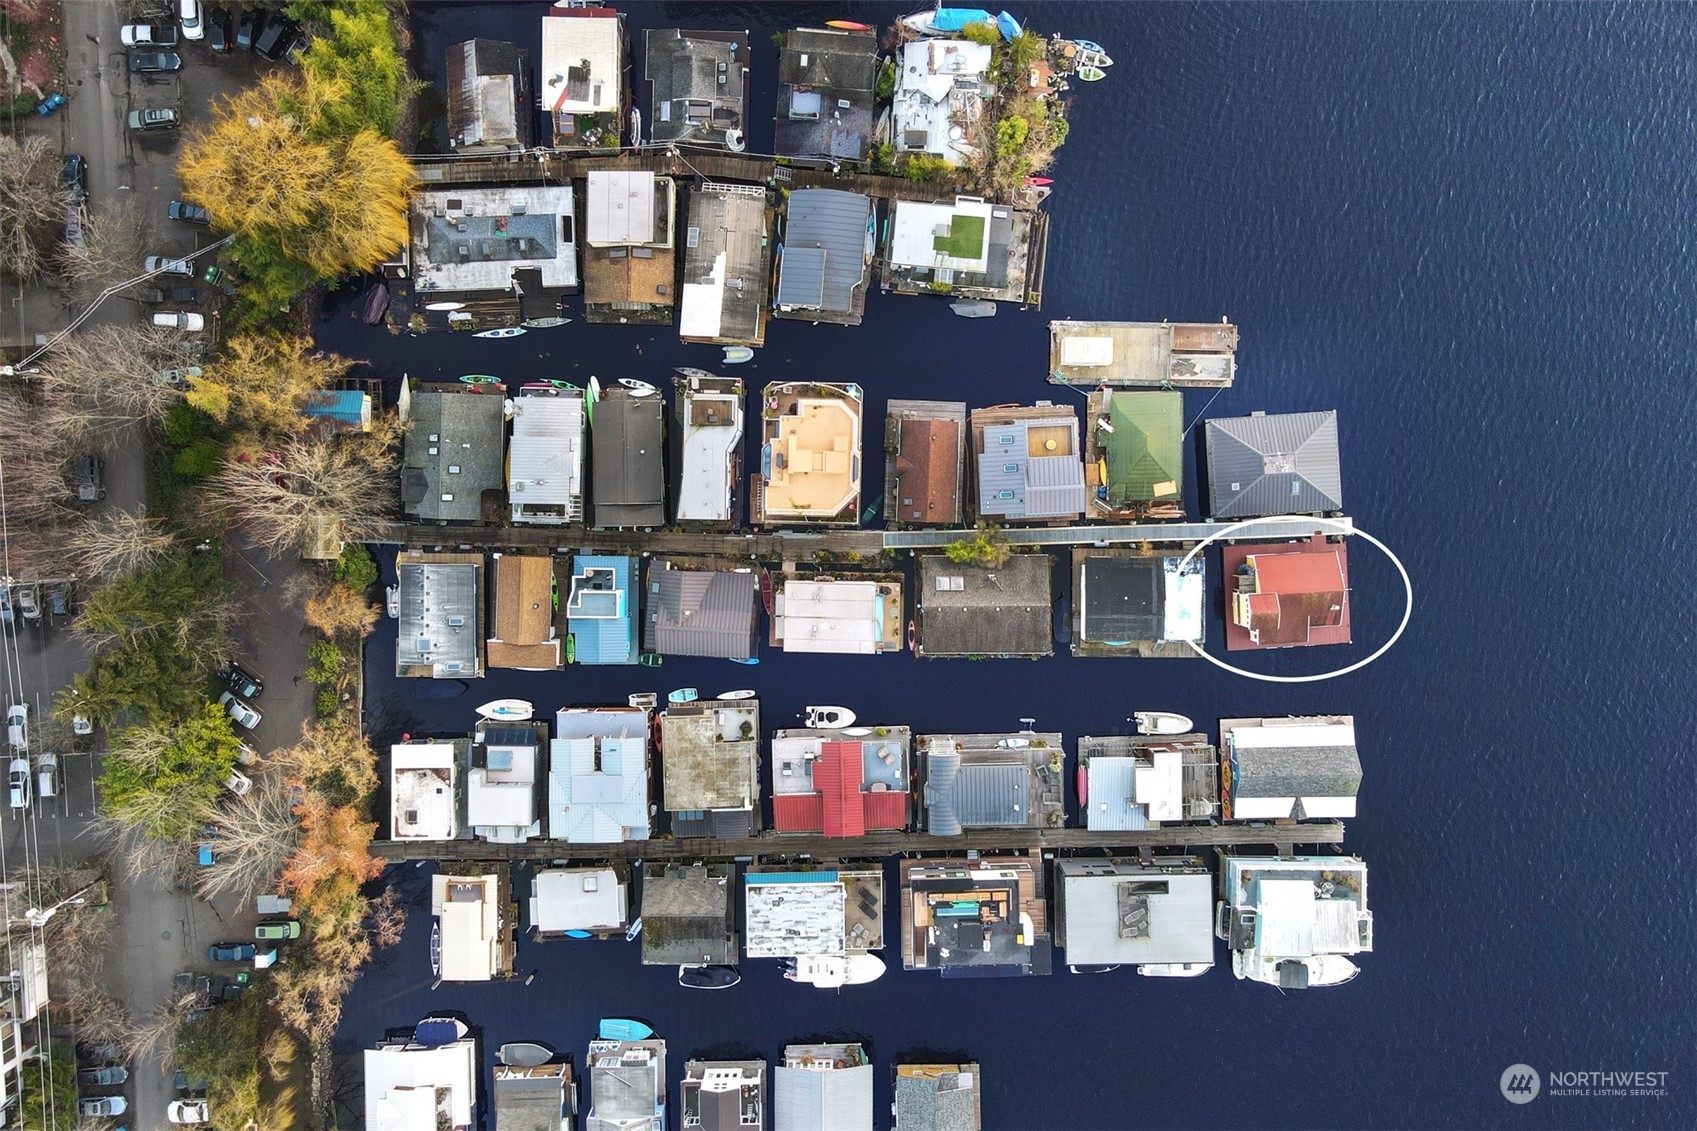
[997,11,1022,40]
[932,8,996,32]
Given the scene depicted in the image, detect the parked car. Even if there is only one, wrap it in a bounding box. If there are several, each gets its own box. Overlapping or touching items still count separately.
[173,1069,210,1097]
[217,691,261,730]
[235,7,262,51]
[47,584,70,617]
[130,51,183,73]
[14,585,39,621]
[207,942,255,963]
[169,200,210,225]
[170,286,200,303]
[6,705,26,750]
[7,758,29,810]
[207,6,232,52]
[71,712,93,736]
[80,1097,127,1118]
[236,742,256,766]
[152,311,205,331]
[63,198,87,250]
[72,455,104,502]
[168,1099,210,1124]
[121,23,177,47]
[224,768,252,796]
[179,0,204,41]
[254,16,297,60]
[35,92,66,115]
[35,753,57,800]
[144,255,194,276]
[77,1065,128,1088]
[61,154,88,201]
[255,919,301,941]
[128,107,180,130]
[221,661,263,700]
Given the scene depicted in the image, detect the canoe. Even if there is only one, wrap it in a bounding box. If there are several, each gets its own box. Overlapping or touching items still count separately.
[678,964,742,990]
[1024,176,1054,186]
[950,299,996,318]
[564,929,593,939]
[825,20,872,31]
[429,922,441,978]
[597,1018,654,1042]
[617,378,657,396]
[520,316,571,329]
[805,705,855,729]
[717,690,756,701]
[423,301,465,312]
[1076,65,1106,82]
[476,699,534,722]
[721,346,754,364]
[1076,762,1088,805]
[473,327,526,338]
[1133,711,1194,735]
[729,656,760,665]
[498,1042,554,1067]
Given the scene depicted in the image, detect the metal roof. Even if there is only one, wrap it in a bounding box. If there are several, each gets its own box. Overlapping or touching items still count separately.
[1205,410,1342,518]
[508,392,584,524]
[567,555,638,665]
[773,1063,874,1131]
[396,560,481,678]
[1104,390,1183,503]
[548,707,650,842]
[586,171,657,246]
[776,189,870,313]
[644,561,759,659]
[591,394,666,528]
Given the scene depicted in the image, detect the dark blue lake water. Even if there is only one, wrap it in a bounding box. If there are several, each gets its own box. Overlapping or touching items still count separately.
[321,3,1696,1127]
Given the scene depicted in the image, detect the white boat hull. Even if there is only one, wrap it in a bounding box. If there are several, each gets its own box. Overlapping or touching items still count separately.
[805,705,856,729]
[717,690,756,701]
[1235,953,1359,988]
[1134,711,1193,735]
[1138,962,1213,978]
[785,953,885,988]
[477,699,535,722]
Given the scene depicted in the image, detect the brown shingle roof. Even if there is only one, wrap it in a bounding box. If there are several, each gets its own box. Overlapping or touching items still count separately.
[895,418,960,525]
[489,555,560,669]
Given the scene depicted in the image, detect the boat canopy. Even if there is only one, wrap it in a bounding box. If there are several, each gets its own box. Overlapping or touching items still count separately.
[933,8,997,32]
[997,11,1021,40]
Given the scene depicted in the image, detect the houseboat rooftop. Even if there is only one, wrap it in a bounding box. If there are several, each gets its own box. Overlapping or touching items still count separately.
[1049,320,1238,388]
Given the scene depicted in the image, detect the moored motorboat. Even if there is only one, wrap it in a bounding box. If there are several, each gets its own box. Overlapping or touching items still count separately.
[385,585,399,618]
[668,687,700,704]
[805,705,856,729]
[1133,711,1194,735]
[1068,964,1122,975]
[717,689,756,701]
[617,378,657,396]
[628,692,659,710]
[473,326,526,338]
[520,316,572,329]
[499,1042,555,1067]
[949,299,996,318]
[721,346,754,364]
[1138,962,1211,978]
[597,1018,654,1042]
[784,953,885,988]
[678,964,742,990]
[476,699,534,722]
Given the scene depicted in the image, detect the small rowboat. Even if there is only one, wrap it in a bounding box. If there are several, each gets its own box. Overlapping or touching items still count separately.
[499,1042,554,1067]
[841,726,872,737]
[1134,711,1194,735]
[414,1017,468,1046]
[825,20,872,31]
[521,380,579,395]
[721,346,754,364]
[429,921,441,978]
[674,366,716,380]
[717,690,756,701]
[521,316,572,329]
[460,374,504,388]
[1074,38,1110,54]
[598,1018,654,1042]
[424,301,465,312]
[805,705,855,729]
[1076,65,1107,82]
[668,687,699,704]
[362,282,390,325]
[473,326,526,338]
[729,656,760,665]
[907,620,917,651]
[617,378,657,396]
[477,699,534,721]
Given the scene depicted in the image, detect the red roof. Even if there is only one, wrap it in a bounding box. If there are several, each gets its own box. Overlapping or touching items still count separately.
[772,793,824,833]
[895,418,960,525]
[818,741,866,837]
[863,789,908,831]
[1248,550,1345,595]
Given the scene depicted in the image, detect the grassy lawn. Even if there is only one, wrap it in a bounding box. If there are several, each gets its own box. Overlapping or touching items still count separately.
[933,214,987,259]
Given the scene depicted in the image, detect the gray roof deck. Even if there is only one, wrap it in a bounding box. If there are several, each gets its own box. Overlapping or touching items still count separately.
[644,29,748,148]
[774,28,877,163]
[592,393,666,528]
[679,187,769,345]
[916,553,1051,658]
[402,386,506,523]
[775,189,871,321]
[1206,410,1343,518]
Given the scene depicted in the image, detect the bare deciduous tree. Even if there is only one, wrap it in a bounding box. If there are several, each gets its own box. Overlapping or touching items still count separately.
[0,135,68,282]
[60,510,176,582]
[193,771,300,902]
[53,198,150,304]
[34,323,188,439]
[213,420,401,555]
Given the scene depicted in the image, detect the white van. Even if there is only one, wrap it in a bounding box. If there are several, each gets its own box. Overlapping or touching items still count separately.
[178,0,204,41]
[152,311,205,331]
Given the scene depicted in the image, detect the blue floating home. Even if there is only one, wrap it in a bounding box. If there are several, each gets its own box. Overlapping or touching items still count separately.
[567,555,638,665]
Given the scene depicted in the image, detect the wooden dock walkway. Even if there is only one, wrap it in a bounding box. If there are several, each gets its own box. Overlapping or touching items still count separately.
[370,821,1345,863]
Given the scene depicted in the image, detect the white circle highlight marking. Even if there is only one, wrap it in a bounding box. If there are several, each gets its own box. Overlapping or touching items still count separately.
[1177,515,1413,684]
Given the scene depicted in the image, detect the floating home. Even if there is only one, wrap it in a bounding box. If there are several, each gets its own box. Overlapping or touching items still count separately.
[893,1063,983,1131]
[899,856,1053,977]
[530,866,630,939]
[445,39,533,154]
[591,383,666,528]
[583,171,677,325]
[885,400,966,527]
[541,5,625,149]
[773,190,874,326]
[970,402,1087,524]
[1048,320,1238,388]
[678,186,770,347]
[659,696,761,837]
[401,383,505,524]
[467,719,547,842]
[770,727,912,836]
[585,1036,666,1131]
[774,1044,874,1131]
[755,381,864,526]
[1053,857,1215,977]
[917,732,1066,834]
[1070,547,1204,658]
[395,551,484,678]
[682,1060,765,1131]
[771,575,903,654]
[507,384,585,526]
[1216,855,1373,989]
[494,1061,575,1131]
[774,27,877,166]
[389,737,465,842]
[1223,536,1351,650]
[406,187,578,323]
[891,38,993,166]
[566,555,640,665]
[643,559,760,660]
[644,28,750,150]
[1077,733,1219,829]
[639,862,738,967]
[915,553,1051,659]
[744,868,884,983]
[486,554,562,671]
[550,705,652,843]
[431,870,510,982]
[1219,716,1360,821]
[1083,389,1184,520]
[672,372,745,526]
[882,196,1039,305]
[366,1018,478,1131]
[1204,409,1342,519]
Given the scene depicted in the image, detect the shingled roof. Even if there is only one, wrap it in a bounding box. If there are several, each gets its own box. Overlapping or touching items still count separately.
[916,553,1051,658]
[1205,410,1342,518]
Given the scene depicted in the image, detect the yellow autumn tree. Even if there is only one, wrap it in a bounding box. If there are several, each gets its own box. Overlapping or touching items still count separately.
[185,334,352,441]
[178,71,415,277]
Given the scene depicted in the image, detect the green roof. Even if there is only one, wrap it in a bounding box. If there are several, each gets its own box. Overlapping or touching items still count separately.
[1105,391,1184,504]
[933,213,986,259]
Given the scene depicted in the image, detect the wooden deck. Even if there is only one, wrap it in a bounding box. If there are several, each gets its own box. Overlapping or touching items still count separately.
[370,820,1346,863]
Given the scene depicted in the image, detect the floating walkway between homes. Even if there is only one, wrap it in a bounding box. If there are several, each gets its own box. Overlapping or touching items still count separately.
[370,516,1349,557]
[370,820,1346,864]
